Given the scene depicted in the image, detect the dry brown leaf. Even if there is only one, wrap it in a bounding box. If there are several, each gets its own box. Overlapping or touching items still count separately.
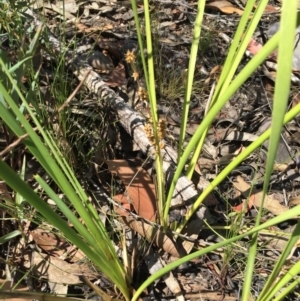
[264,224,300,252]
[247,38,278,62]
[247,38,263,55]
[56,0,78,14]
[247,43,278,66]
[273,163,289,172]
[254,3,280,13]
[113,193,133,216]
[232,194,254,213]
[22,252,97,284]
[204,65,223,84]
[76,23,89,33]
[288,196,300,206]
[76,23,114,33]
[219,6,244,15]
[233,176,288,215]
[206,1,244,15]
[263,4,280,12]
[31,227,85,262]
[106,160,157,221]
[105,63,126,87]
[41,2,77,20]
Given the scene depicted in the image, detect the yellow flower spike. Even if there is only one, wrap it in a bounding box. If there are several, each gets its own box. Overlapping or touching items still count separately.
[132,71,139,81]
[158,119,166,140]
[159,141,165,149]
[138,87,148,102]
[125,50,136,63]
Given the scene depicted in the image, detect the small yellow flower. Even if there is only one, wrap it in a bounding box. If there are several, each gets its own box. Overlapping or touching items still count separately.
[132,71,139,81]
[138,87,148,101]
[144,123,155,146]
[157,119,166,140]
[144,123,152,135]
[125,50,136,63]
[159,141,165,149]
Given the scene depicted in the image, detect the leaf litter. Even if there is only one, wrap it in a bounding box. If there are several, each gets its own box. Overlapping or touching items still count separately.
[0,0,300,300]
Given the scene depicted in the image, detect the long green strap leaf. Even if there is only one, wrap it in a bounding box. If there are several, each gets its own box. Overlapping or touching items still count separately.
[254,1,299,299]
